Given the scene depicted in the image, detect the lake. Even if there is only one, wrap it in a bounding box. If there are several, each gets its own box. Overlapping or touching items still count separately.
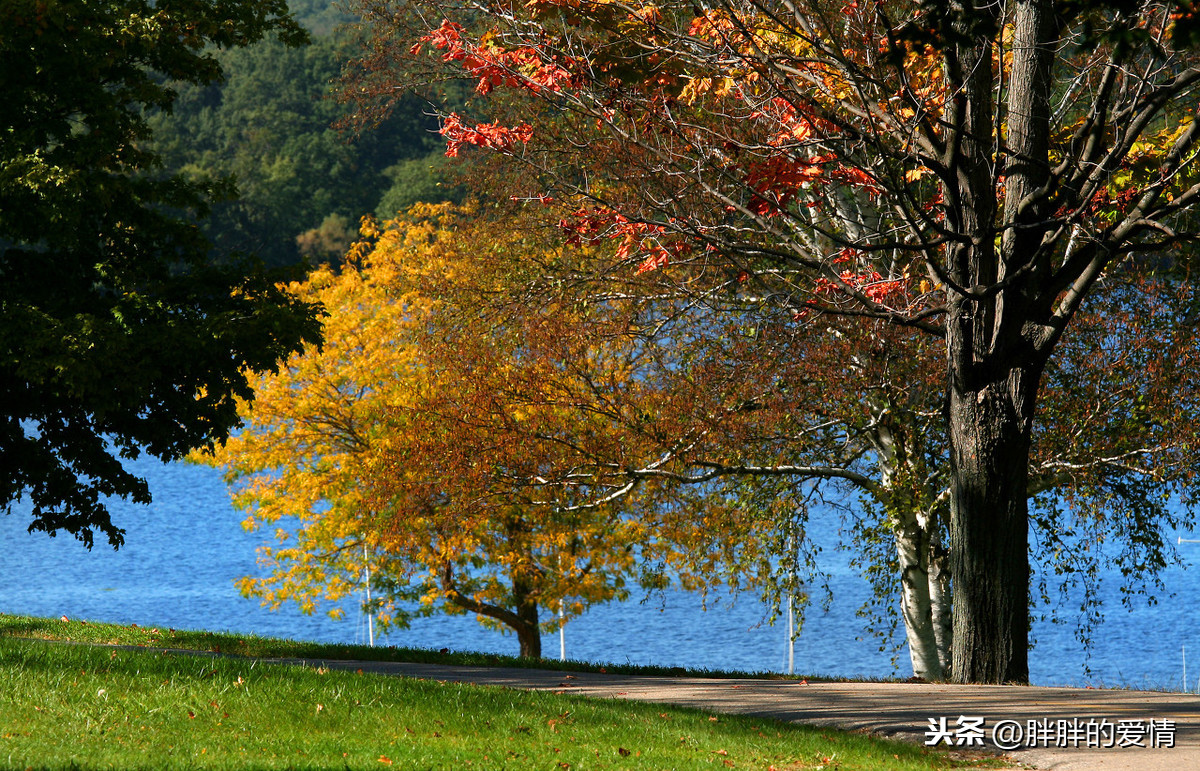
[2,457,1197,689]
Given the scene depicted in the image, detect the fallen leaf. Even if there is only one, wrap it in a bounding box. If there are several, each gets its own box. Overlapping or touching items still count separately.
[618,748,631,757]
[709,717,719,722]
[187,711,195,719]
[714,749,728,756]
[723,761,734,768]
[378,756,393,766]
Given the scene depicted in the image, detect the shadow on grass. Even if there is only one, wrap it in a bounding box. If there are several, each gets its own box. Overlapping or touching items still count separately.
[0,612,841,681]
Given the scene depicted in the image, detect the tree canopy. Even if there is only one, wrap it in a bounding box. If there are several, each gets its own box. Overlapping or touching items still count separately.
[350,0,1200,682]
[201,205,790,657]
[146,28,449,267]
[0,0,322,548]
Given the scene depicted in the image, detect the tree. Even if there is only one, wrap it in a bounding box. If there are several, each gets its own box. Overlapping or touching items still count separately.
[202,205,783,657]
[352,0,1200,682]
[0,0,322,548]
[146,31,445,266]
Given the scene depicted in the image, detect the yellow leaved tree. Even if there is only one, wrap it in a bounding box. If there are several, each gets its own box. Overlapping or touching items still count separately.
[200,203,784,657]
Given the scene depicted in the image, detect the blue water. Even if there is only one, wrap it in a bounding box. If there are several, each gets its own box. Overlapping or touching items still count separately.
[2,458,1197,689]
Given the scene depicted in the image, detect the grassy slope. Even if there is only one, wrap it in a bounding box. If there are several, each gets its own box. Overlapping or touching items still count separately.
[0,615,1005,770]
[0,614,814,679]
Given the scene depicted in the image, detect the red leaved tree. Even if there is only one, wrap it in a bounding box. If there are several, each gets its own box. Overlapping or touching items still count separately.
[347,0,1200,682]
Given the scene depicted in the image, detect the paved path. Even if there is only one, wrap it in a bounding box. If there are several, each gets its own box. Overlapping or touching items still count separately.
[273,658,1199,771]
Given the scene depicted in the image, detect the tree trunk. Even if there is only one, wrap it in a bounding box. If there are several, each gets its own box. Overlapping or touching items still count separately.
[928,529,952,675]
[947,371,1039,683]
[512,572,542,659]
[869,400,947,680]
[941,0,1055,684]
[441,561,543,659]
[515,619,542,658]
[894,513,943,680]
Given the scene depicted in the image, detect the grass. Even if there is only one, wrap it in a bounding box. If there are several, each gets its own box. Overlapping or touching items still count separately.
[0,615,1008,770]
[0,614,823,680]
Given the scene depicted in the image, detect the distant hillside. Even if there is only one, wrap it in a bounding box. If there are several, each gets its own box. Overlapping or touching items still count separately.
[147,2,458,266]
[289,0,357,36]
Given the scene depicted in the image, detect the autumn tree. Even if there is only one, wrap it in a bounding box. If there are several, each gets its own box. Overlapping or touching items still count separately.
[0,0,321,549]
[202,205,785,657]
[350,0,1200,682]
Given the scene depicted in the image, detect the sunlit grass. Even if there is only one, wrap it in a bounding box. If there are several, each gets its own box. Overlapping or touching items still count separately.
[0,636,1007,770]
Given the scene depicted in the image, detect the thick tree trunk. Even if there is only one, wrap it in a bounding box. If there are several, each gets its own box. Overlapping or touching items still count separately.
[513,574,542,659]
[441,561,543,659]
[515,619,542,658]
[939,0,1057,682]
[947,372,1039,683]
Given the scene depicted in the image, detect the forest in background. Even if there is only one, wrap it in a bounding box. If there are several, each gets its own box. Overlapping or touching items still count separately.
[147,0,459,267]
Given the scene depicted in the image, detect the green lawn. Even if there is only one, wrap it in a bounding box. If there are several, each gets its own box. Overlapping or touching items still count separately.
[0,615,1006,770]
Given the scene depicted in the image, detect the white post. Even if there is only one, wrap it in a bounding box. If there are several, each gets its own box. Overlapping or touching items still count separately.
[786,592,795,675]
[364,543,375,648]
[786,531,798,675]
[559,599,566,661]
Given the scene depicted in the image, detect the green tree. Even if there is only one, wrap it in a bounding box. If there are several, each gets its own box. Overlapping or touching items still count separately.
[147,32,444,266]
[0,0,322,548]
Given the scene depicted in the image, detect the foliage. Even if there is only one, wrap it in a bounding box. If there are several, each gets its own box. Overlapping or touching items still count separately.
[296,212,358,262]
[375,152,466,217]
[288,0,356,36]
[146,30,446,266]
[350,0,1200,683]
[0,0,322,549]
[200,205,786,657]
